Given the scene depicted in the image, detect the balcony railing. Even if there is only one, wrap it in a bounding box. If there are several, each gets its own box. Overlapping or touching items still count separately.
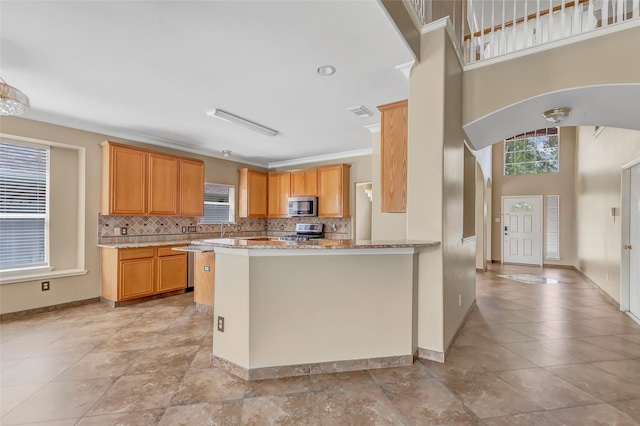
[409,0,639,64]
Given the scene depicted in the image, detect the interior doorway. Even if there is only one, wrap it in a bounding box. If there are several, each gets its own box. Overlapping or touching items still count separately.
[502,196,543,266]
[354,182,372,241]
[622,161,640,321]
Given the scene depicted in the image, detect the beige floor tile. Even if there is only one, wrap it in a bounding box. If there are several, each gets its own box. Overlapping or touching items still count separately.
[381,379,475,425]
[610,399,640,423]
[76,409,165,426]
[481,411,565,425]
[0,383,45,417]
[593,359,640,383]
[455,344,537,372]
[443,372,541,419]
[0,378,114,425]
[244,375,312,398]
[318,384,407,425]
[92,330,161,353]
[53,350,143,381]
[579,335,640,358]
[308,370,375,391]
[538,338,626,362]
[0,338,59,360]
[170,367,245,405]
[189,349,212,370]
[88,373,182,416]
[618,333,640,344]
[550,403,637,425]
[546,364,640,402]
[367,362,432,385]
[500,341,584,366]
[159,401,242,426]
[124,345,199,376]
[241,392,321,425]
[496,368,600,410]
[7,419,81,426]
[0,354,84,387]
[467,324,534,343]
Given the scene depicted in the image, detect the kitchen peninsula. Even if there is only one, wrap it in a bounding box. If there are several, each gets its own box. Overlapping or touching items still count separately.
[191,237,439,380]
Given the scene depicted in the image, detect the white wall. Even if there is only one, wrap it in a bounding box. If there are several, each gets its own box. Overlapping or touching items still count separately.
[575,126,640,302]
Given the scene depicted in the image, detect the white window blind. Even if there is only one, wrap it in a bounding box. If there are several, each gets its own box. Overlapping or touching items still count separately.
[200,183,235,224]
[0,141,49,270]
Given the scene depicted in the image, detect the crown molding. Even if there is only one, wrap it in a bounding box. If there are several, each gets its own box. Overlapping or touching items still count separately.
[365,123,381,134]
[395,61,415,79]
[267,148,373,169]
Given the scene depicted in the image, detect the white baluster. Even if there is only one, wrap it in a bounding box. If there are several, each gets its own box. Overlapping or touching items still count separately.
[490,0,495,59]
[634,0,640,19]
[469,0,476,63]
[480,0,485,60]
[524,0,529,48]
[512,0,517,53]
[536,0,541,45]
[602,0,609,27]
[561,0,566,37]
[588,0,595,29]
[548,0,554,42]
[617,0,624,22]
[501,0,506,54]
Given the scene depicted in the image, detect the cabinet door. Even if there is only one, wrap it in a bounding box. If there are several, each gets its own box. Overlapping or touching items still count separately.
[268,172,291,217]
[179,159,205,216]
[291,170,317,197]
[317,165,350,218]
[109,146,147,215]
[157,254,187,293]
[148,153,179,215]
[378,100,408,213]
[119,258,155,300]
[238,169,268,218]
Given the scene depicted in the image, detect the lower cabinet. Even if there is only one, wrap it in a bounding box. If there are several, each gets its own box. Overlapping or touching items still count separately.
[101,245,187,304]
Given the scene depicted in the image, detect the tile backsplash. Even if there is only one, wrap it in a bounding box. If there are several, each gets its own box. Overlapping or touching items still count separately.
[98,215,351,244]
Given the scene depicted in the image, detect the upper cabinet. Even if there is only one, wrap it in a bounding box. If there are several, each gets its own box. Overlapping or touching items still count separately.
[317,164,351,218]
[290,169,317,197]
[238,168,268,218]
[378,100,408,213]
[179,159,205,216]
[100,141,204,216]
[268,172,291,218]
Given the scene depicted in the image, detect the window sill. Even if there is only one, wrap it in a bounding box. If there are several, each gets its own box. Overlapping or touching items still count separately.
[0,268,88,285]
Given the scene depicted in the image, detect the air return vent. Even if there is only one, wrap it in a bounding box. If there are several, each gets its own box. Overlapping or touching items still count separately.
[347,105,374,118]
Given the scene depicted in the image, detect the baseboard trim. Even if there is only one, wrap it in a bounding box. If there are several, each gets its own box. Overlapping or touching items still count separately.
[418,347,445,363]
[211,351,418,381]
[100,289,186,308]
[0,297,101,322]
[195,303,214,314]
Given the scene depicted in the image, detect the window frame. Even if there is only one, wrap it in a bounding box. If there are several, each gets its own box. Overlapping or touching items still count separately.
[200,183,236,224]
[0,139,51,273]
[504,128,560,176]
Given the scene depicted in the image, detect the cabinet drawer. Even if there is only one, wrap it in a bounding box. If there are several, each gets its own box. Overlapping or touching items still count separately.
[157,246,186,257]
[119,247,155,260]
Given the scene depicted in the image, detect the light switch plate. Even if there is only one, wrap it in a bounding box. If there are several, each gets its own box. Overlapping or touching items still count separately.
[204,265,210,272]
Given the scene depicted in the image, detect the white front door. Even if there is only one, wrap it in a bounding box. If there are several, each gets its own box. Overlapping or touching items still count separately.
[630,165,640,317]
[502,196,542,266]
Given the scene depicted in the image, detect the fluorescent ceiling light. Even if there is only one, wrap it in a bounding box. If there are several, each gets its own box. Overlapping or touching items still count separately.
[206,109,278,137]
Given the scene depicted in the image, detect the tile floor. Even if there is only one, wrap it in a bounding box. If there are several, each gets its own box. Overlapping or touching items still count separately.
[1,264,640,425]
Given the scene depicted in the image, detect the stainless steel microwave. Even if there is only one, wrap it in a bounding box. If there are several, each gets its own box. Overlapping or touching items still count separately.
[288,196,317,217]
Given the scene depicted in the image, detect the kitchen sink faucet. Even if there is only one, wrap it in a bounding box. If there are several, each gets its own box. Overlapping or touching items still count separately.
[221,222,230,238]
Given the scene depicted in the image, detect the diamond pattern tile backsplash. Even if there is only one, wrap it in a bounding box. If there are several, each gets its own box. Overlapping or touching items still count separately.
[98,215,351,244]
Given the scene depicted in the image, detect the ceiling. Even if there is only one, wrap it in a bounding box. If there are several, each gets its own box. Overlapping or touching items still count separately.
[0,1,414,167]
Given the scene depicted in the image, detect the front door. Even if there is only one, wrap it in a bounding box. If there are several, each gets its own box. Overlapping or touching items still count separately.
[630,164,640,318]
[502,196,542,266]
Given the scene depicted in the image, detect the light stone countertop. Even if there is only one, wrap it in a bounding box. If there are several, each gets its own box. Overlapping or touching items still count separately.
[97,240,193,249]
[189,238,440,250]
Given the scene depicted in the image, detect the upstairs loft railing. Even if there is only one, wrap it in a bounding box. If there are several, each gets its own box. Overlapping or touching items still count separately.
[409,0,640,64]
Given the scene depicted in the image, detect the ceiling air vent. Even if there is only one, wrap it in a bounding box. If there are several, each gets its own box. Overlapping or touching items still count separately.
[347,105,374,118]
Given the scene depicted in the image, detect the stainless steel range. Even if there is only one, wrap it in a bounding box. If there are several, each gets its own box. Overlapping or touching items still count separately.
[278,223,324,242]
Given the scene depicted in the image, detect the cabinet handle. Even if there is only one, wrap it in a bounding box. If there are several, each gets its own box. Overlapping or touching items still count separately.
[624,245,632,250]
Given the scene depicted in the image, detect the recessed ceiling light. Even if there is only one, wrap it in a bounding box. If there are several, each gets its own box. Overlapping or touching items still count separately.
[347,105,374,118]
[222,150,231,158]
[317,65,336,76]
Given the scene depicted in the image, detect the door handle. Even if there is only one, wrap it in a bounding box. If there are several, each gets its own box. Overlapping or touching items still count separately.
[624,245,632,250]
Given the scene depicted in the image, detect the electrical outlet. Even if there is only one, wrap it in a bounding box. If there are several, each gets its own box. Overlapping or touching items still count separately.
[41,281,50,291]
[182,226,187,233]
[114,227,120,235]
[458,294,462,307]
[188,226,197,232]
[121,227,128,235]
[606,273,609,281]
[204,265,210,272]
[217,316,224,332]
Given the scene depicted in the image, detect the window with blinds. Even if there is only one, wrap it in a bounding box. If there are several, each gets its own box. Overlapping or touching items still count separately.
[200,183,235,224]
[0,141,49,270]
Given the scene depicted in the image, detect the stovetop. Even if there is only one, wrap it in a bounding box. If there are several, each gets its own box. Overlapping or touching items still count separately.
[278,223,324,242]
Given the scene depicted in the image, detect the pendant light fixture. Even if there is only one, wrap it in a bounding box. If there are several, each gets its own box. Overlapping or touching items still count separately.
[0,77,30,116]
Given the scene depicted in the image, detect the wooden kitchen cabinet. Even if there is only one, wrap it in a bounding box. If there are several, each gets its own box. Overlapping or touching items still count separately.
[179,159,205,216]
[290,169,317,197]
[148,153,179,215]
[100,141,204,216]
[238,168,268,218]
[194,252,215,311]
[100,245,187,305]
[317,164,351,218]
[101,143,147,215]
[268,172,291,218]
[378,100,408,213]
